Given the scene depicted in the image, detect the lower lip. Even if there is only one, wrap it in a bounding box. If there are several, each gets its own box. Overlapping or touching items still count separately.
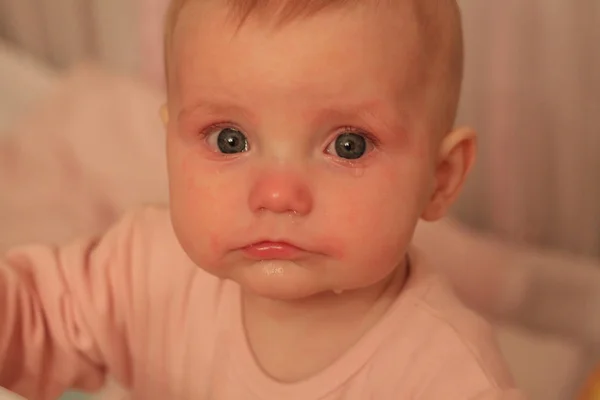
[242,242,305,260]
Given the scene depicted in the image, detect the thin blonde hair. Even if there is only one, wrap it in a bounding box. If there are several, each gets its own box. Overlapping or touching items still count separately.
[163,0,464,132]
[163,0,364,84]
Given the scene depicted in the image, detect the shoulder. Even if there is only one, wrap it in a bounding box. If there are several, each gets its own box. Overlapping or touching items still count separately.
[123,204,173,239]
[117,205,190,265]
[101,205,183,269]
[110,205,223,304]
[369,251,517,398]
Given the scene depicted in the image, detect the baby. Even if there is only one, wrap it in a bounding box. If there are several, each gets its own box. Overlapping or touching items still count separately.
[0,0,525,399]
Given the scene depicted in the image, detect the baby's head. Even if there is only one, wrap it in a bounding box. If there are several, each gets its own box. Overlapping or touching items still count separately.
[162,0,475,300]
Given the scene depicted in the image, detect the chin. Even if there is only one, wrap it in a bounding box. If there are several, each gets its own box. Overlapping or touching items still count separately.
[230,260,330,301]
[231,278,323,301]
[242,284,317,301]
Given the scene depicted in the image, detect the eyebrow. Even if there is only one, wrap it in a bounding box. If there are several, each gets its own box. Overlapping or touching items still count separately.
[177,100,257,124]
[178,98,408,136]
[314,100,408,136]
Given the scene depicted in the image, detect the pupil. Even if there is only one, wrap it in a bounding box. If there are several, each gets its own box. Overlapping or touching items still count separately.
[335,133,366,160]
[218,128,247,154]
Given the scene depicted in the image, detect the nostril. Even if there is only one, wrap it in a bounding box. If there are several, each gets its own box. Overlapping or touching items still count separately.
[248,172,314,216]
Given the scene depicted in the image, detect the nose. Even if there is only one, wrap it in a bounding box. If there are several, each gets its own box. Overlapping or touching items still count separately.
[248,172,313,216]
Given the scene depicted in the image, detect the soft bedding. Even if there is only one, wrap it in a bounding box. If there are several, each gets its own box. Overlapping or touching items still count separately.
[0,65,168,250]
[0,40,58,134]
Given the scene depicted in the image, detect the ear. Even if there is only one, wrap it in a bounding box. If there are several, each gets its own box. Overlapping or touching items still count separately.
[160,104,170,127]
[421,127,477,221]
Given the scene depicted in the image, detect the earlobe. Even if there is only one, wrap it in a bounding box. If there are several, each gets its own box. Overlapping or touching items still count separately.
[160,104,170,127]
[421,127,477,222]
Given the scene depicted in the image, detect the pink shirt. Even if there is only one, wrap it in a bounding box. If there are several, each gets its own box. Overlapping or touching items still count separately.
[0,207,524,399]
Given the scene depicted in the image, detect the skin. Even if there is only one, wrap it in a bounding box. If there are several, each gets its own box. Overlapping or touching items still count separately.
[162,0,475,382]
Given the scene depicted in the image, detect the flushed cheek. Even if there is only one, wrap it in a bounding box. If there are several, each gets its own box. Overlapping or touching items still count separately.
[171,197,239,271]
[339,201,413,281]
[178,177,247,234]
[175,152,249,205]
[331,197,414,242]
[324,201,410,287]
[170,165,250,263]
[320,175,421,254]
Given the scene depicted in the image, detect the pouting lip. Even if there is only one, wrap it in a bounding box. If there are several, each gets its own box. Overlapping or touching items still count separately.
[241,238,307,250]
[240,240,310,260]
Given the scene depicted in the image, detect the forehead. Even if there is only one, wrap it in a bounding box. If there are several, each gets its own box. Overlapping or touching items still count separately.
[171,1,426,104]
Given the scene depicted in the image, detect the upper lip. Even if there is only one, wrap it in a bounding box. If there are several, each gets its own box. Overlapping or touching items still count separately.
[243,240,305,250]
[240,240,311,261]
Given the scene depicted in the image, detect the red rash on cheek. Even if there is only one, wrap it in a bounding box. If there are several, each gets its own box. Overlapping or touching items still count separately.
[315,231,346,259]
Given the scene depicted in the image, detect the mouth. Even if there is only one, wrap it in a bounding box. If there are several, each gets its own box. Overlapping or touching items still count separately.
[242,241,307,260]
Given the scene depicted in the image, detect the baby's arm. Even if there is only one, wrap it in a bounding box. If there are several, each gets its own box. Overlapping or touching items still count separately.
[0,212,141,400]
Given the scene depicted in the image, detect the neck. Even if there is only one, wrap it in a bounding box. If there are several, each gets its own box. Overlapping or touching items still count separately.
[242,259,410,329]
[240,259,410,382]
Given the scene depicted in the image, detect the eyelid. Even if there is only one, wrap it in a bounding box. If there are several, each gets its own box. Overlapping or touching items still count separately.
[324,126,379,162]
[196,123,379,158]
[198,122,243,138]
[335,126,380,146]
[200,122,250,154]
[327,127,380,156]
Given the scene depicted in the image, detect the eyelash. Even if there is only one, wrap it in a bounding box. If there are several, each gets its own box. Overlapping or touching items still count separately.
[197,123,380,149]
[198,122,241,139]
[335,126,380,147]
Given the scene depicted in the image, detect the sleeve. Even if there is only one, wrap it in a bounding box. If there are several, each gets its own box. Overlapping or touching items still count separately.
[388,317,523,400]
[0,210,144,400]
[410,369,526,400]
[410,361,522,400]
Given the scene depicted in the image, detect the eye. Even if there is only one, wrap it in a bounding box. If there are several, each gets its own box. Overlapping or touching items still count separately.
[327,132,369,160]
[206,127,249,154]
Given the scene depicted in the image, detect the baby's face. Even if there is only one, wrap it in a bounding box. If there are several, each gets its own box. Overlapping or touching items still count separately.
[166,1,441,299]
